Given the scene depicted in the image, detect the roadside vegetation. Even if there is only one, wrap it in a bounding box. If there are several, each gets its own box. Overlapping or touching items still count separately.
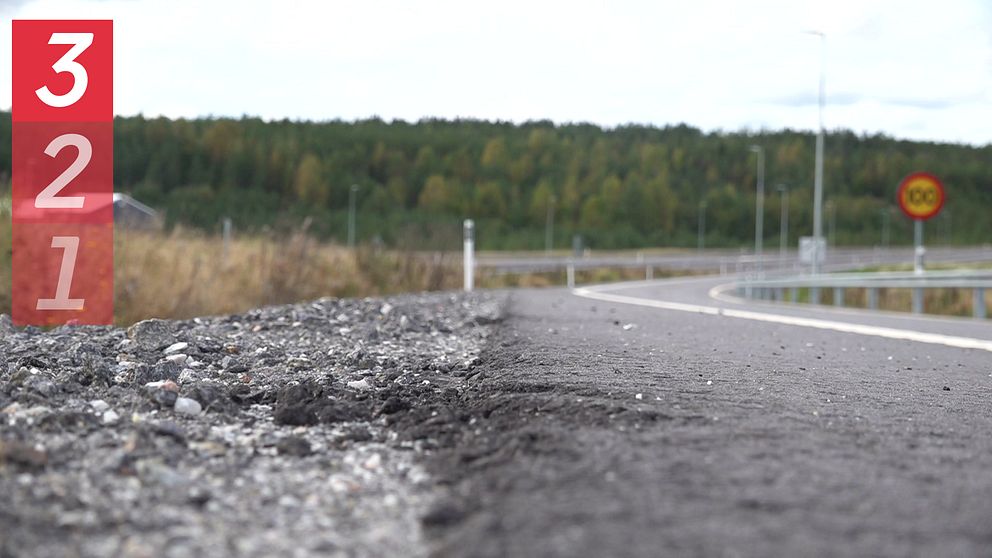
[1,112,989,251]
[0,223,987,324]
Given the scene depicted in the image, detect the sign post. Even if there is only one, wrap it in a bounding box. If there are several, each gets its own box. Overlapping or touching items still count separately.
[897,172,945,273]
[897,172,945,313]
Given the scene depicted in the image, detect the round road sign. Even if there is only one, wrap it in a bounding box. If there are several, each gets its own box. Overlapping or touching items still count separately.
[897,172,945,221]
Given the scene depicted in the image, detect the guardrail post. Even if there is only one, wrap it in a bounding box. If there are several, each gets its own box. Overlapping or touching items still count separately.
[790,287,798,303]
[867,288,879,310]
[567,263,575,289]
[912,288,923,314]
[833,287,844,307]
[975,288,986,319]
[810,287,820,305]
[463,219,474,292]
[645,265,653,280]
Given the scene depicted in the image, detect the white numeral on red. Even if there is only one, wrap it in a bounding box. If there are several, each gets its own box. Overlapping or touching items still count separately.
[36,236,85,311]
[35,133,91,209]
[35,32,93,108]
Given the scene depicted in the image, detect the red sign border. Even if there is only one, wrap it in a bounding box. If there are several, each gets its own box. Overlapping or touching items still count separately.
[897,172,945,221]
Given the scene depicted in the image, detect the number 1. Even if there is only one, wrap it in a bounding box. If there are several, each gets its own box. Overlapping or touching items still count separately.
[36,236,85,311]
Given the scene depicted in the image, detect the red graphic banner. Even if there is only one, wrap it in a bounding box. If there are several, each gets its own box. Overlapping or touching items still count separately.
[12,20,114,325]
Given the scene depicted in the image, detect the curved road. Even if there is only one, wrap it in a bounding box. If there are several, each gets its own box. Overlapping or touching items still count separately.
[577,274,992,350]
[425,274,992,557]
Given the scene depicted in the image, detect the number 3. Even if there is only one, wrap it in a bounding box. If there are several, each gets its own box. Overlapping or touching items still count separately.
[35,32,93,108]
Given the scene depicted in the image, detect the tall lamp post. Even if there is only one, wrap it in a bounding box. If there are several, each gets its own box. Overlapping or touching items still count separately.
[777,184,789,263]
[826,199,836,247]
[545,194,556,254]
[348,184,359,248]
[805,30,826,274]
[697,199,707,252]
[880,207,891,248]
[750,145,765,269]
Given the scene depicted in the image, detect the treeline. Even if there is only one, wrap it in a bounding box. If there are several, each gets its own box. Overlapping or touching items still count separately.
[0,111,990,250]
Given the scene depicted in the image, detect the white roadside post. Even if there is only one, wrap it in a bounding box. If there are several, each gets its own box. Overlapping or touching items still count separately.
[463,219,474,292]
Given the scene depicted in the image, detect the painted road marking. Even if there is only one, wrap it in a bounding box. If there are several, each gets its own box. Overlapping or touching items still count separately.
[573,283,992,353]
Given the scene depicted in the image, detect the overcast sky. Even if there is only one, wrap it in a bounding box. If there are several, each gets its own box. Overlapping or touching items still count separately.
[3,0,991,145]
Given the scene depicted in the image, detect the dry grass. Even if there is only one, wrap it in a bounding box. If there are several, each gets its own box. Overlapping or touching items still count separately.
[0,224,462,325]
[0,215,9,316]
[112,227,462,324]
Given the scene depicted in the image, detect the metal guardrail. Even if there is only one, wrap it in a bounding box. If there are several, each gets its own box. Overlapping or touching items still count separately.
[475,247,992,275]
[476,249,904,278]
[738,270,992,318]
[464,237,992,317]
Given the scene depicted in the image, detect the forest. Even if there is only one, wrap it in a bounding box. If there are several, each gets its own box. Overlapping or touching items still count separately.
[1,111,989,250]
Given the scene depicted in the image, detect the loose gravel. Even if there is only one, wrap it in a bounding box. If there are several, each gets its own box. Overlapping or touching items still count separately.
[0,292,503,558]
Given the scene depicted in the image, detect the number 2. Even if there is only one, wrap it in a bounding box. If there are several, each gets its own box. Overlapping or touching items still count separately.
[35,133,91,209]
[36,236,85,311]
[35,32,93,108]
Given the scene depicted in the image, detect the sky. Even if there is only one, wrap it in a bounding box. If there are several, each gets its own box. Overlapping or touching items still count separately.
[2,0,992,145]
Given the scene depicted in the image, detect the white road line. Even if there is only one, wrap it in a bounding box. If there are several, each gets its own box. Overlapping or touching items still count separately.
[573,284,992,353]
[707,281,985,325]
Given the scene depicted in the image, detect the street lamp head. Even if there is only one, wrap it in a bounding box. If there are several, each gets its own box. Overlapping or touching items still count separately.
[351,184,359,192]
[749,145,762,153]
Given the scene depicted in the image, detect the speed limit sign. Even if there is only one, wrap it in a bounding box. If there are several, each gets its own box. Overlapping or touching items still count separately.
[897,172,945,221]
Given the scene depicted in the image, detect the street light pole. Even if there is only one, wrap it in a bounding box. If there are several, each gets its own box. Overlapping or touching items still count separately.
[827,200,836,247]
[750,145,765,269]
[806,30,826,274]
[778,184,789,263]
[545,194,556,254]
[348,184,358,248]
[697,200,707,252]
[881,207,890,248]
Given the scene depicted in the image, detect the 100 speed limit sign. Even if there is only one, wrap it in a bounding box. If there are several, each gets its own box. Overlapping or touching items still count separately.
[897,172,945,221]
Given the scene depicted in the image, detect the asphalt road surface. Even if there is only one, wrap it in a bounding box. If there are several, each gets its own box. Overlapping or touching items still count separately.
[422,276,992,557]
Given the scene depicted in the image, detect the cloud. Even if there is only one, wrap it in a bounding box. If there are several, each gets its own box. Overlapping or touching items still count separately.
[767,91,862,107]
[2,0,990,145]
[0,0,33,16]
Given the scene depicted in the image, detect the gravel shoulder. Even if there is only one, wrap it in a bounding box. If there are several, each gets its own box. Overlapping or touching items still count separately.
[0,292,503,558]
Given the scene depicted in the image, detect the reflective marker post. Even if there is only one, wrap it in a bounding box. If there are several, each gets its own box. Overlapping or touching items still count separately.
[463,219,474,292]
